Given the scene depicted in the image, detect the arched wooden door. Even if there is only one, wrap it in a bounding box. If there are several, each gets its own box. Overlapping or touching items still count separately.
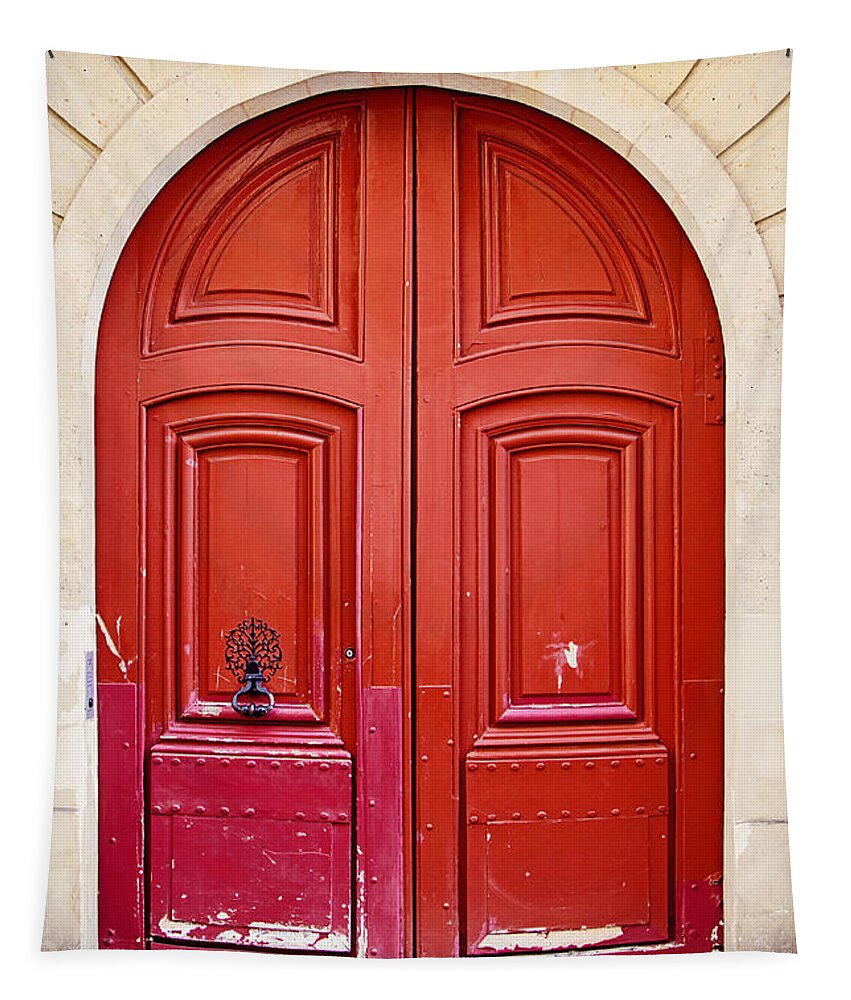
[96,88,724,958]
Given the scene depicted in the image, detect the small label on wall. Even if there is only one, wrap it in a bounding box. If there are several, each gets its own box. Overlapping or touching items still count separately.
[85,650,95,719]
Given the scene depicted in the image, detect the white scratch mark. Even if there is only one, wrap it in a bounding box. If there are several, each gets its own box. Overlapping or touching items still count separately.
[96,613,127,676]
[280,660,295,691]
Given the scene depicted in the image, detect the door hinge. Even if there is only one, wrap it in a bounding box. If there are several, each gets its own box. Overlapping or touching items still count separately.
[694,332,725,425]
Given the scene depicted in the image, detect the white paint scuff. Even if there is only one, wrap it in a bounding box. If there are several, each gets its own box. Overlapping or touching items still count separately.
[355,848,369,957]
[193,702,224,717]
[157,916,205,938]
[212,924,348,951]
[160,916,348,952]
[95,612,127,676]
[548,637,582,692]
[477,925,624,952]
[244,924,348,951]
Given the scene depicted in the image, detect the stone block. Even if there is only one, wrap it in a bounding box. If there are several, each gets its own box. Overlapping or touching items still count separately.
[47,115,95,218]
[46,51,141,149]
[721,97,790,223]
[616,59,695,102]
[757,211,786,296]
[122,55,198,96]
[669,51,791,155]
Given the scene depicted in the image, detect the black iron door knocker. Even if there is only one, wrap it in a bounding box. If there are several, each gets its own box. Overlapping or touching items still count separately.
[224,616,283,718]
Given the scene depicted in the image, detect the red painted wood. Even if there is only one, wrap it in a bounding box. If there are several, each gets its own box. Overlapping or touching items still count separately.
[143,388,358,740]
[97,86,723,958]
[414,89,723,956]
[97,89,411,956]
[464,751,669,953]
[144,103,364,357]
[452,97,679,357]
[415,685,458,954]
[148,750,352,950]
[97,682,144,949]
[359,687,404,957]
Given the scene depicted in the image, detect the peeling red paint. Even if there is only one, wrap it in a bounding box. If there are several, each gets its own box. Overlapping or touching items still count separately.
[359,688,404,957]
[678,874,724,952]
[97,682,144,949]
[148,751,352,952]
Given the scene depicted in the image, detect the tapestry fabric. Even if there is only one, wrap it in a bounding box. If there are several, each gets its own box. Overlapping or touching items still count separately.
[44,50,793,957]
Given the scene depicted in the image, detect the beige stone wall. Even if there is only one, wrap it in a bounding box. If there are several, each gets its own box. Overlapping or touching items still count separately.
[44,52,794,955]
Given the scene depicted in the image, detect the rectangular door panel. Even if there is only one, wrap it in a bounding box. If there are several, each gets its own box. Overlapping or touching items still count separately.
[180,422,340,725]
[461,390,675,747]
[149,750,352,951]
[456,392,675,953]
[195,440,311,713]
[144,389,358,950]
[464,751,669,954]
[467,816,665,954]
[482,413,646,725]
[510,446,620,704]
[144,388,358,741]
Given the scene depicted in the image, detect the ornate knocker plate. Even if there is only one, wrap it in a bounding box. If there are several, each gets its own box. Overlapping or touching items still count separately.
[224,616,283,718]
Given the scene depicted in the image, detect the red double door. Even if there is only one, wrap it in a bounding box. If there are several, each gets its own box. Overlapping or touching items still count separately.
[96,88,724,957]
